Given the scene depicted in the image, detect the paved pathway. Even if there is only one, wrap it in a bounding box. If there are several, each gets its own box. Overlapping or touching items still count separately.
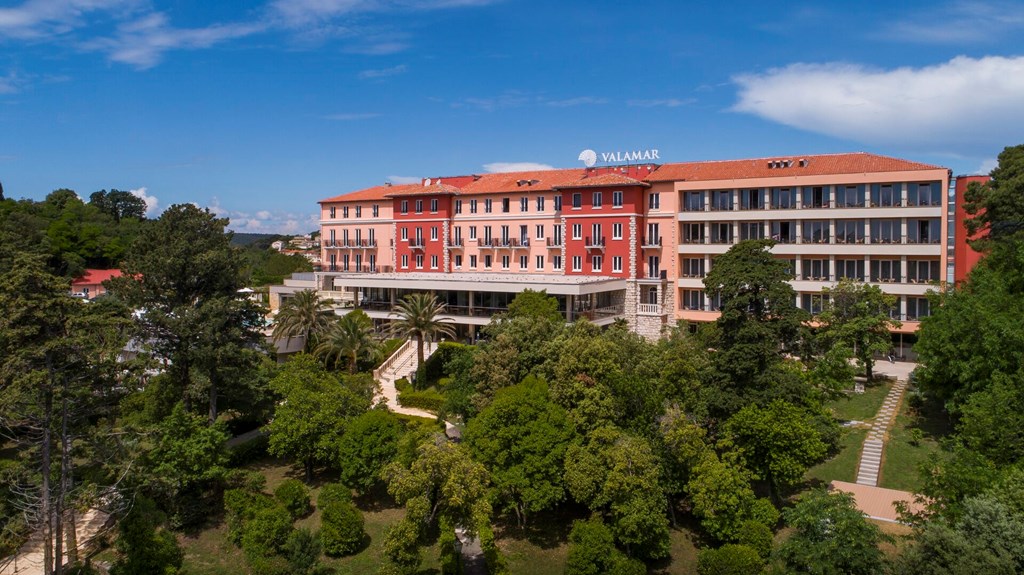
[855,362,913,487]
[375,340,438,419]
[0,509,112,575]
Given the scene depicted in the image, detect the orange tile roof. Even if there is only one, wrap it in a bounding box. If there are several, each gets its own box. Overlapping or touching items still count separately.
[554,173,651,189]
[384,183,463,198]
[319,183,420,203]
[458,168,586,195]
[646,153,944,183]
[71,269,123,286]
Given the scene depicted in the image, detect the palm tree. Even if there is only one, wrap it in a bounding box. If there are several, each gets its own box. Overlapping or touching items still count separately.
[315,310,380,373]
[389,293,456,369]
[272,289,333,352]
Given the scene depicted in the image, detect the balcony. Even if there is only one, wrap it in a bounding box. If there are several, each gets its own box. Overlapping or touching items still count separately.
[642,270,667,281]
[324,265,395,274]
[507,238,530,249]
[546,238,563,249]
[446,238,464,248]
[409,240,426,250]
[681,236,705,244]
[641,236,662,249]
[638,303,663,315]
[585,236,606,250]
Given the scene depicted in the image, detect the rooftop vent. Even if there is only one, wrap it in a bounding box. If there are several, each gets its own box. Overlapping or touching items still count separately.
[799,158,809,167]
[767,160,796,169]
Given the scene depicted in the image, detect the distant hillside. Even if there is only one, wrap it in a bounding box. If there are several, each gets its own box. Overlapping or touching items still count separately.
[230,233,287,249]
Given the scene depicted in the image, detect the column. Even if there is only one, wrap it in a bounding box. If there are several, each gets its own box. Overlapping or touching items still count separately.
[567,295,574,321]
[828,255,836,281]
[829,219,836,244]
[900,218,908,244]
[468,290,475,316]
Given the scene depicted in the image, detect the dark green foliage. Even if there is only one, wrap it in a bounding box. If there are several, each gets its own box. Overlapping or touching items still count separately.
[777,489,888,575]
[565,517,646,575]
[477,519,509,575]
[224,489,277,545]
[274,479,311,519]
[963,144,1024,244]
[227,433,270,467]
[735,520,773,559]
[284,527,323,575]
[244,249,313,287]
[817,279,901,381]
[110,496,183,575]
[241,504,293,560]
[696,544,764,575]
[224,469,267,493]
[396,387,445,412]
[438,516,461,575]
[88,189,147,222]
[318,483,366,556]
[337,410,403,494]
[420,341,470,387]
[503,289,563,323]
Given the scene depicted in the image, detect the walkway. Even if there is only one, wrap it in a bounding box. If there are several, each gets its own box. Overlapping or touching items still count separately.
[374,340,438,419]
[831,480,923,523]
[854,361,914,487]
[0,509,112,575]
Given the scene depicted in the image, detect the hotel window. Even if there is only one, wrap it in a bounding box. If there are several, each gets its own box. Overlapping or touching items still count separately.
[342,254,349,271]
[484,226,493,242]
[646,223,659,245]
[682,289,704,310]
[871,184,899,207]
[649,192,660,210]
[572,256,583,272]
[612,191,623,207]
[907,260,940,283]
[683,191,703,212]
[342,230,349,245]
[803,259,829,281]
[711,190,733,211]
[710,222,732,244]
[772,221,796,243]
[368,254,376,269]
[484,255,493,269]
[836,185,865,208]
[740,222,764,240]
[871,259,901,282]
[612,223,623,240]
[519,225,528,244]
[592,192,603,208]
[372,204,379,217]
[454,255,463,268]
[430,227,438,241]
[592,255,603,272]
[401,227,408,241]
[401,254,409,268]
[554,224,563,245]
[553,255,563,270]
[355,229,362,244]
[520,255,528,270]
[535,225,545,239]
[454,227,462,243]
[470,199,478,214]
[470,255,478,268]
[554,196,562,211]
[771,187,796,209]
[908,182,941,206]
[870,219,901,243]
[485,199,493,213]
[572,193,582,208]
[907,297,930,319]
[343,206,349,218]
[329,206,336,218]
[647,255,661,278]
[415,200,423,213]
[355,206,362,217]
[469,226,477,240]
[501,255,510,270]
[502,198,510,213]
[572,223,583,240]
[908,218,940,244]
[801,293,825,314]
[501,225,510,244]
[612,256,622,273]
[454,199,462,214]
[835,220,864,244]
[415,227,423,244]
[520,197,529,212]
[416,255,424,269]
[430,255,438,269]
[430,199,438,213]
[681,258,705,278]
[591,223,602,244]
[803,220,830,243]
[400,200,408,214]
[802,186,828,209]
[682,223,704,244]
[741,188,763,210]
[536,255,545,270]
[836,259,865,280]
[536,196,545,211]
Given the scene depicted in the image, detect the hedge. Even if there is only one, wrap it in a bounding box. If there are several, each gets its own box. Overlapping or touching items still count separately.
[274,479,311,519]
[397,388,445,413]
[319,484,365,557]
[420,342,470,387]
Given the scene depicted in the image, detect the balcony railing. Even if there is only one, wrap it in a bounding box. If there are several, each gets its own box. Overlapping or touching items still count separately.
[546,238,563,248]
[641,236,662,249]
[576,305,625,321]
[642,270,667,280]
[681,236,705,244]
[446,238,464,248]
[638,303,662,315]
[585,236,606,249]
[324,265,395,274]
[409,240,426,250]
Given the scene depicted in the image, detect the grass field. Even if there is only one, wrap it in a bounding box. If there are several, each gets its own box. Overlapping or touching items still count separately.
[879,392,952,492]
[805,427,869,486]
[827,380,893,422]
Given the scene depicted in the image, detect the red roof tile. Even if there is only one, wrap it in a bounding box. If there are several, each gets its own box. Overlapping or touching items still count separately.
[319,183,421,203]
[554,173,651,189]
[458,169,586,195]
[384,183,463,198]
[646,153,944,183]
[71,269,123,286]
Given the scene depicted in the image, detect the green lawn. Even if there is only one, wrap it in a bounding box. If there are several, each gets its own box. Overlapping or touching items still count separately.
[805,427,869,485]
[827,380,893,422]
[879,392,953,492]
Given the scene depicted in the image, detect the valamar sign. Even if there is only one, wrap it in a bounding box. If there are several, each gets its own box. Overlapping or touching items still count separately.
[578,148,660,168]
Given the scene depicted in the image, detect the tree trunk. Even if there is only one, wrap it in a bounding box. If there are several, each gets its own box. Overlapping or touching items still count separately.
[416,335,424,370]
[208,377,218,424]
[42,359,54,575]
[865,357,874,381]
[305,459,314,483]
[65,506,78,568]
[349,351,358,374]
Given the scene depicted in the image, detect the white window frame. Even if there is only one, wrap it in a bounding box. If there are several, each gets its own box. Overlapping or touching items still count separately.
[612,191,623,207]
[612,223,623,240]
[572,256,583,272]
[612,256,623,273]
[572,223,582,240]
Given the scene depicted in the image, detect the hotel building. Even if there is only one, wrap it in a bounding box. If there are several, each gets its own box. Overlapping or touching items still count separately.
[296,152,960,352]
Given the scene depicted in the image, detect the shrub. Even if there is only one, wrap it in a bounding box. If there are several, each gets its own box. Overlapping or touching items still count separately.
[319,483,365,556]
[246,555,291,575]
[397,388,445,412]
[225,469,267,493]
[284,527,322,575]
[382,519,421,572]
[337,410,403,494]
[735,520,773,559]
[241,504,293,560]
[420,342,469,387]
[275,479,311,519]
[478,520,509,575]
[697,544,764,575]
[395,377,411,393]
[110,496,183,575]
[224,489,276,545]
[565,517,644,575]
[228,433,270,467]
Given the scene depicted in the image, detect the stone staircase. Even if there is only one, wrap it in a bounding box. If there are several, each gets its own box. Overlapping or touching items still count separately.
[373,339,438,419]
[855,379,909,486]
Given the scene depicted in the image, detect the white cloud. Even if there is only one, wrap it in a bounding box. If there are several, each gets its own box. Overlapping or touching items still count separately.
[322,112,380,120]
[732,55,1024,153]
[977,157,998,174]
[387,175,422,184]
[545,96,608,107]
[881,1,1024,44]
[451,91,532,111]
[358,64,407,79]
[0,71,21,94]
[483,162,555,173]
[0,0,136,40]
[270,0,498,28]
[129,186,159,216]
[209,196,319,234]
[627,98,695,108]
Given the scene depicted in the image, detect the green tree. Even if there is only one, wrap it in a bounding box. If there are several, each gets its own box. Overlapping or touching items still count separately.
[503,289,563,323]
[110,496,183,575]
[817,279,900,381]
[315,309,379,373]
[963,144,1024,245]
[283,527,322,575]
[89,189,147,222]
[389,293,456,369]
[724,400,830,499]
[696,544,764,575]
[565,517,646,575]
[318,484,365,557]
[272,289,334,353]
[686,450,778,542]
[777,489,888,575]
[465,376,575,526]
[336,410,403,495]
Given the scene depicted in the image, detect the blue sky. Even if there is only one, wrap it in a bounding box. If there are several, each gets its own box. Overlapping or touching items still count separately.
[1,0,1023,233]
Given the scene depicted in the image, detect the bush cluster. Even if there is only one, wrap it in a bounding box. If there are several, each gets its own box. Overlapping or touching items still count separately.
[318,483,366,556]
[274,479,311,519]
[397,388,445,412]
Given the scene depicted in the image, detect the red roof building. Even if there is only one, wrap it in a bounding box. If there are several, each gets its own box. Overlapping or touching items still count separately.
[71,269,123,299]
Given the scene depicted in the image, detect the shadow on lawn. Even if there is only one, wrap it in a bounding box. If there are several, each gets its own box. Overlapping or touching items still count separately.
[493,505,588,550]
